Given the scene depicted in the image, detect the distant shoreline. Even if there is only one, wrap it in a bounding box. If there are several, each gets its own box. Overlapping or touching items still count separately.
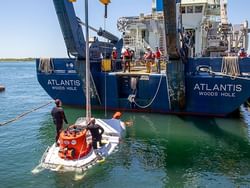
[0,58,35,62]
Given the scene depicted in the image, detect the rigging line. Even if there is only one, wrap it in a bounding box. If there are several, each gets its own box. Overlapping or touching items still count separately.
[133,74,163,109]
[0,101,53,127]
[75,131,89,169]
[221,57,240,76]
[103,12,107,118]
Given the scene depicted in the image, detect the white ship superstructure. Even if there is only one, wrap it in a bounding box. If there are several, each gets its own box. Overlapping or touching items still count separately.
[117,0,249,58]
[117,1,165,58]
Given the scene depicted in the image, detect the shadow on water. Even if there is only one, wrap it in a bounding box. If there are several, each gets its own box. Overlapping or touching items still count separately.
[37,106,250,187]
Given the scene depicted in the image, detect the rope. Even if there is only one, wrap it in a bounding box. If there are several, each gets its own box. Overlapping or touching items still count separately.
[165,72,171,109]
[132,74,163,108]
[75,132,88,169]
[0,101,53,126]
[246,100,250,106]
[200,56,250,81]
[38,58,54,73]
[221,57,240,77]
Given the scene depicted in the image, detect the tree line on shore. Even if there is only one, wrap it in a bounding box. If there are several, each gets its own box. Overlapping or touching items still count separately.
[0,58,35,62]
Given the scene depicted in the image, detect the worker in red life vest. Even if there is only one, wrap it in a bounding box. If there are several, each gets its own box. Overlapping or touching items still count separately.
[144,46,154,73]
[238,48,247,58]
[122,46,131,72]
[155,47,162,73]
[111,47,118,71]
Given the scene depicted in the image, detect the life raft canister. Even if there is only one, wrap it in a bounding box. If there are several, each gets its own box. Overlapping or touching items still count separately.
[58,125,92,160]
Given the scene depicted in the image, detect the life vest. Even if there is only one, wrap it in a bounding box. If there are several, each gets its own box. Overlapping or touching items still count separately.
[155,50,161,59]
[145,51,154,60]
[239,52,247,58]
[123,50,131,60]
[112,50,118,59]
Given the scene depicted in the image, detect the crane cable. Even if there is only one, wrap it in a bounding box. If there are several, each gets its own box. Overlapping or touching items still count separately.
[0,101,53,126]
[103,6,108,118]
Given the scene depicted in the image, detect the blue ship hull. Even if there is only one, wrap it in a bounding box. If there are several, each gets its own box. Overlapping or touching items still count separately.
[36,57,250,117]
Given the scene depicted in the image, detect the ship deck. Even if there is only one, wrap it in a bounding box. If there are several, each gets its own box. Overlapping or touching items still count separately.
[107,62,167,76]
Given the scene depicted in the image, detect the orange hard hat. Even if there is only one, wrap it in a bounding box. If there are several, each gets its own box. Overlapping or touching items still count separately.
[113,111,122,119]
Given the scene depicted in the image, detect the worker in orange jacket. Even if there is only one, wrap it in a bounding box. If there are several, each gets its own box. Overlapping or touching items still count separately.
[155,47,162,73]
[144,46,154,73]
[111,47,118,71]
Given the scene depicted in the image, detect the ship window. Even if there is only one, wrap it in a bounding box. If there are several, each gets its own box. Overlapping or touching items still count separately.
[141,30,146,39]
[187,6,193,13]
[195,6,203,13]
[181,6,186,14]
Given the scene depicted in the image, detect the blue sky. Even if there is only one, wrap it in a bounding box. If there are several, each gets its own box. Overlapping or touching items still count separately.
[0,0,249,58]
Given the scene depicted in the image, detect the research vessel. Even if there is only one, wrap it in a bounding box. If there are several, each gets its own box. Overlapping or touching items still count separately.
[36,0,250,117]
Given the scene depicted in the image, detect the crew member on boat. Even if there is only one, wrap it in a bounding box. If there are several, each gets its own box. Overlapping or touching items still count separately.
[87,118,104,149]
[51,99,68,145]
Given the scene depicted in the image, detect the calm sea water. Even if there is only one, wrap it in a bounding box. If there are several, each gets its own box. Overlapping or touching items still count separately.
[0,62,250,188]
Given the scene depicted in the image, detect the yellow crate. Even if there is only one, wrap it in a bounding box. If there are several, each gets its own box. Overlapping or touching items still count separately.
[101,59,111,72]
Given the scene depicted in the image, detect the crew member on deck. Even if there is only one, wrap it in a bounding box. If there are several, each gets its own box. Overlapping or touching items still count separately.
[51,99,68,145]
[122,46,131,72]
[87,118,104,149]
[155,47,162,73]
[238,48,247,58]
[111,47,118,71]
[144,46,154,73]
